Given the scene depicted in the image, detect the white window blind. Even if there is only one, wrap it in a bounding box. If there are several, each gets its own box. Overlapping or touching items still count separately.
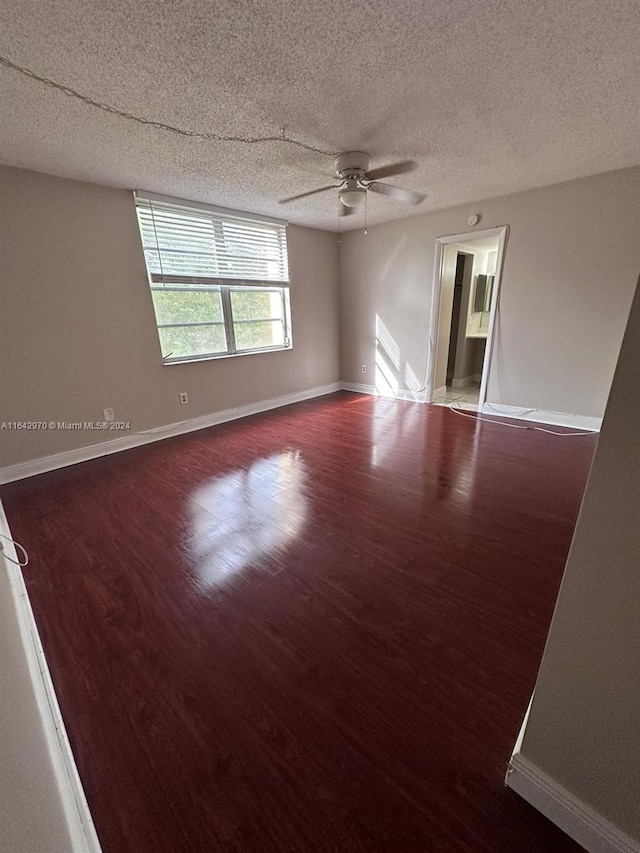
[134,194,291,363]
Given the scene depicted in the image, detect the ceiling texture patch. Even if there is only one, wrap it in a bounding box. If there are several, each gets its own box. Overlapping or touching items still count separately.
[0,0,639,231]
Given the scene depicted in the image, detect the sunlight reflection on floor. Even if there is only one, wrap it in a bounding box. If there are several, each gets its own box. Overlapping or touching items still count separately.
[187,450,308,589]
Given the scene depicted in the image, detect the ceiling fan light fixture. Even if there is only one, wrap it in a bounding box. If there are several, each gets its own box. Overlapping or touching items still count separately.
[279,152,423,210]
[339,187,366,208]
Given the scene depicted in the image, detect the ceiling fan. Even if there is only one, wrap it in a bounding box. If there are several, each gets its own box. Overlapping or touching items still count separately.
[279,151,425,214]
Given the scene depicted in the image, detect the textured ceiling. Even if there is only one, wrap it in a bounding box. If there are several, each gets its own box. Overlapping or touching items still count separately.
[0,0,639,231]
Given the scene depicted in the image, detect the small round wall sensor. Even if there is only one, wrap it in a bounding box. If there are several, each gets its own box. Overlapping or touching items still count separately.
[467,214,479,226]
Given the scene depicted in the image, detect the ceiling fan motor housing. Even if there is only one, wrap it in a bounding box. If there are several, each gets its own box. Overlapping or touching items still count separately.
[335,151,371,180]
[279,151,422,207]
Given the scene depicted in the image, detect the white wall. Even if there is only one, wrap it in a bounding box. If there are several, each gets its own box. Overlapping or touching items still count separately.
[339,166,640,418]
[0,523,88,852]
[511,273,640,845]
[0,165,341,469]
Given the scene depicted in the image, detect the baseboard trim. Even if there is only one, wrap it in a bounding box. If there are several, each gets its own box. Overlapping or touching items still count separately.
[506,753,640,853]
[481,402,601,432]
[340,382,428,403]
[4,385,599,485]
[339,385,601,431]
[0,501,102,852]
[0,382,341,484]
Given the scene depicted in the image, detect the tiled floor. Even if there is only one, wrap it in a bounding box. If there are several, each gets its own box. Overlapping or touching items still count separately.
[432,381,480,410]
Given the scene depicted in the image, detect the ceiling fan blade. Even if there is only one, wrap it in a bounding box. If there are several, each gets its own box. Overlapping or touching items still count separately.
[365,160,417,181]
[367,181,425,206]
[279,184,339,204]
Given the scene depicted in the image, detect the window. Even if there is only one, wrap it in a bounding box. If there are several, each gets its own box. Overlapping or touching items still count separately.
[135,193,291,363]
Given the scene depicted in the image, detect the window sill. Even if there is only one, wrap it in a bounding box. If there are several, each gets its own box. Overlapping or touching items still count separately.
[162,344,293,366]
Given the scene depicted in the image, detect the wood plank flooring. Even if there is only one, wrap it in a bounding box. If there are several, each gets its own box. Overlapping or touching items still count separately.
[1,393,597,852]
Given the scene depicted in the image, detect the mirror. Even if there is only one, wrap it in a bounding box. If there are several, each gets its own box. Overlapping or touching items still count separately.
[473,274,487,312]
[473,274,494,312]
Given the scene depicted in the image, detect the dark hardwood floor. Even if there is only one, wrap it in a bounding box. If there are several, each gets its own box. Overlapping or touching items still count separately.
[1,392,596,852]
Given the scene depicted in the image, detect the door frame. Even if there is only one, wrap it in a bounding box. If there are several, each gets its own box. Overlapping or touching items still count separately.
[426,225,509,409]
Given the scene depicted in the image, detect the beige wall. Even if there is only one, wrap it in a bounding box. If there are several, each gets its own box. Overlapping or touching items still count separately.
[517,274,640,841]
[0,166,340,468]
[339,166,640,417]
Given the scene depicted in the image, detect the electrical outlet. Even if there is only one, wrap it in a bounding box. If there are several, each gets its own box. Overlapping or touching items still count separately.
[103,408,114,422]
[179,392,188,405]
[362,365,367,374]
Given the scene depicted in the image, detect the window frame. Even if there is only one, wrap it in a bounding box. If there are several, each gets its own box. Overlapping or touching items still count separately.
[226,285,291,355]
[135,193,292,365]
[150,277,291,364]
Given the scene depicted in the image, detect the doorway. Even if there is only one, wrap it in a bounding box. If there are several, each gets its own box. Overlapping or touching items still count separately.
[428,226,508,411]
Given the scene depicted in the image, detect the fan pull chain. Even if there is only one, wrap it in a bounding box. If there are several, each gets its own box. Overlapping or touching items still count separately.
[364,191,368,235]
